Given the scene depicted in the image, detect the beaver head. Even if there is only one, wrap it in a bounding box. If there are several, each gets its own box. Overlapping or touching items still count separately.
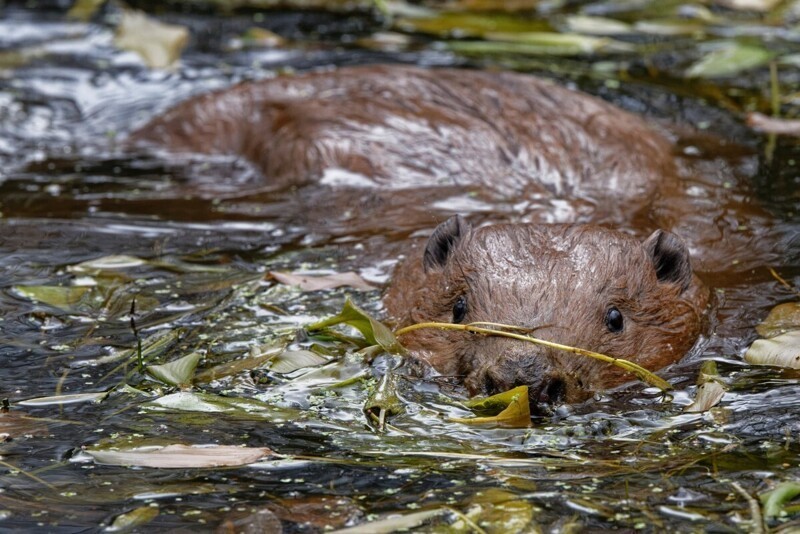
[386,216,710,411]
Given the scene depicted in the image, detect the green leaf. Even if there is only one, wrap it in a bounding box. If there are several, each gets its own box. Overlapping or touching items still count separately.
[463,385,528,416]
[307,298,404,354]
[269,350,330,374]
[761,482,800,518]
[744,330,800,369]
[756,302,800,339]
[67,0,107,21]
[453,386,530,428]
[106,505,159,531]
[395,12,549,38]
[482,31,634,55]
[145,391,301,421]
[686,41,773,78]
[364,367,404,432]
[14,285,94,310]
[146,352,202,387]
[462,488,535,533]
[194,343,285,383]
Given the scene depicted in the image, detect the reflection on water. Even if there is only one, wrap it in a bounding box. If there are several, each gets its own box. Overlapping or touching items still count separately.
[0,2,799,532]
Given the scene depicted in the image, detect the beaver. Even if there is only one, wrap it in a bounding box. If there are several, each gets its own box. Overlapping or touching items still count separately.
[129,64,709,405]
[129,64,677,217]
[384,216,710,409]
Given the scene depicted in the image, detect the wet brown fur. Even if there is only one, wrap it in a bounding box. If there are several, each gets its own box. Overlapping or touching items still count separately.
[129,65,676,208]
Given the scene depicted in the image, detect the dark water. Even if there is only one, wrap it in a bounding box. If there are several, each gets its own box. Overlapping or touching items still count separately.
[1,2,800,532]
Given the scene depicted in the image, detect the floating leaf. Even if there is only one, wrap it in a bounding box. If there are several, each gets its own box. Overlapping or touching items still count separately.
[194,343,285,383]
[463,385,527,416]
[396,13,548,38]
[748,113,800,137]
[114,10,189,68]
[564,15,633,35]
[145,391,302,422]
[106,505,159,532]
[240,27,286,47]
[755,302,800,338]
[269,350,330,374]
[307,298,404,354]
[18,391,109,406]
[714,0,782,11]
[146,352,202,387]
[685,41,773,78]
[14,285,94,310]
[482,31,634,55]
[453,386,530,428]
[744,330,800,369]
[86,444,272,468]
[78,328,181,370]
[68,255,148,274]
[463,488,535,532]
[761,482,800,518]
[270,271,375,291]
[685,361,727,413]
[67,0,106,21]
[684,383,726,413]
[364,368,403,431]
[633,20,707,37]
[330,508,447,534]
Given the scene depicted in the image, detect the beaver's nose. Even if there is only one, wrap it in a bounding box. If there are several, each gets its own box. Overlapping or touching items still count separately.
[537,376,566,405]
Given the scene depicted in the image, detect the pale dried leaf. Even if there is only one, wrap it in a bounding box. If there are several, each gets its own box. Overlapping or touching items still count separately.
[115,10,189,68]
[747,113,800,137]
[330,508,446,534]
[268,350,329,374]
[87,444,272,468]
[269,271,375,291]
[18,391,108,406]
[106,505,159,532]
[685,381,726,412]
[744,330,800,369]
[68,254,147,273]
[714,0,782,11]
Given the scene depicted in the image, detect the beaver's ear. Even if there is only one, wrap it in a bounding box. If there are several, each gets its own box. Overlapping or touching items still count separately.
[423,215,471,272]
[644,230,692,291]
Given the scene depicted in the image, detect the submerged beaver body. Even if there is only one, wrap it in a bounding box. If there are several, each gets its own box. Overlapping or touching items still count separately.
[131,64,710,405]
[385,217,710,407]
[130,65,677,211]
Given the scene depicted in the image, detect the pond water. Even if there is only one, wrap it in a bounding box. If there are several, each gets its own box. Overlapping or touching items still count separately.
[1,1,800,532]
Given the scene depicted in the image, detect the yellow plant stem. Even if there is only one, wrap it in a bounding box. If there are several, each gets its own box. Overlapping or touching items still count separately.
[394,321,671,391]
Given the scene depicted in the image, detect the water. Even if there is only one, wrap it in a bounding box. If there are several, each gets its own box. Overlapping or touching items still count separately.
[1,1,799,532]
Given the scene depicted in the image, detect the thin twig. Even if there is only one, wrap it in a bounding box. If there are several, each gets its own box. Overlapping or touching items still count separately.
[730,481,765,534]
[394,321,671,391]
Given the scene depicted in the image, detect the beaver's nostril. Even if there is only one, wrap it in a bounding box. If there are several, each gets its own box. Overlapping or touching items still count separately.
[482,373,497,394]
[538,378,566,404]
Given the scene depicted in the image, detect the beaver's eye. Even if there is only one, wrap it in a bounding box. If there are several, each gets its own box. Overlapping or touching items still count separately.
[453,296,468,324]
[605,306,623,333]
